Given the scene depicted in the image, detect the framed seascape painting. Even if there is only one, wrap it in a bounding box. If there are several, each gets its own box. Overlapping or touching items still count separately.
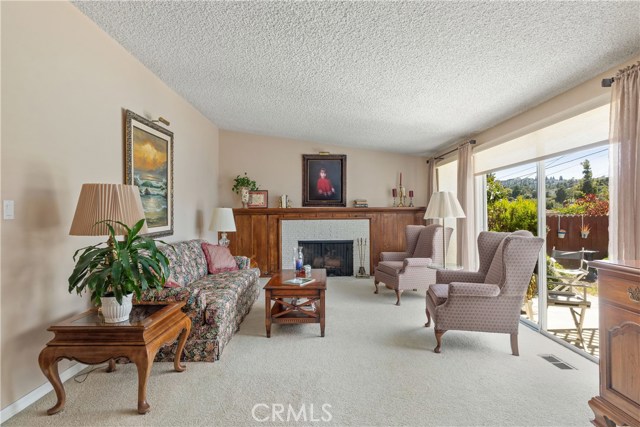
[125,109,174,237]
[302,154,346,207]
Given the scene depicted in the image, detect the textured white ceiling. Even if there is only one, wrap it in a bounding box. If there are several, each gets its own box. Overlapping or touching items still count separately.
[73,1,640,155]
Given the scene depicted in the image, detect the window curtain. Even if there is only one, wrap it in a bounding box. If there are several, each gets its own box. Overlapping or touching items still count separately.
[609,62,640,260]
[425,158,437,224]
[457,143,476,269]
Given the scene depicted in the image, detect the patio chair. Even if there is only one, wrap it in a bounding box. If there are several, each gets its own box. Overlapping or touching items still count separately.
[547,247,593,349]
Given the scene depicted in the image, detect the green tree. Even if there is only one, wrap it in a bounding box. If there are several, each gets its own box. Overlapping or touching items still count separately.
[555,185,567,204]
[580,160,594,195]
[487,196,537,234]
[486,174,510,205]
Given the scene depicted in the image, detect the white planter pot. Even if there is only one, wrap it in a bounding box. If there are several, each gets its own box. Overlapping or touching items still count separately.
[101,294,133,323]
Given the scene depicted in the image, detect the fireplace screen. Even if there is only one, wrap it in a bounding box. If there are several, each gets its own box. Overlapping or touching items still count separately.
[298,240,353,277]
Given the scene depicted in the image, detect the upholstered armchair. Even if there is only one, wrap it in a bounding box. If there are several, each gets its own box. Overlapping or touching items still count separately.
[425,230,543,355]
[374,224,452,306]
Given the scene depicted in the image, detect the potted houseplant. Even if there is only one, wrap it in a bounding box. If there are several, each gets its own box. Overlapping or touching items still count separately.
[232,172,259,208]
[68,219,170,323]
[580,224,591,238]
[557,229,567,239]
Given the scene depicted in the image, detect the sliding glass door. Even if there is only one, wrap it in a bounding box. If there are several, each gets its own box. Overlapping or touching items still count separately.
[480,145,608,357]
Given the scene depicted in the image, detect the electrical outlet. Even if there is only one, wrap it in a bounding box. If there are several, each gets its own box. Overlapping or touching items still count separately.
[3,200,15,220]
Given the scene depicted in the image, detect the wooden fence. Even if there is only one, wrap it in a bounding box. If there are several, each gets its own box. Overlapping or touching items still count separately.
[546,214,608,264]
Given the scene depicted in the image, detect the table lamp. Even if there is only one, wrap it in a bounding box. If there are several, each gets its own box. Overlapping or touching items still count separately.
[424,191,466,269]
[209,208,236,247]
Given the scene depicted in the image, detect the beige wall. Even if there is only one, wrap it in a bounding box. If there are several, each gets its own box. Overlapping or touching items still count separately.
[472,56,640,153]
[1,2,219,409]
[219,130,429,208]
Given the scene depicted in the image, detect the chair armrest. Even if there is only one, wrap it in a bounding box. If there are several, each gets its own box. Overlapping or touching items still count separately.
[404,258,433,267]
[380,252,409,262]
[234,256,251,270]
[436,270,485,284]
[449,282,500,297]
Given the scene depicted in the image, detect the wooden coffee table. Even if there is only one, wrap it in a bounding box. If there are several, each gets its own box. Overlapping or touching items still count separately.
[38,302,191,415]
[264,269,326,337]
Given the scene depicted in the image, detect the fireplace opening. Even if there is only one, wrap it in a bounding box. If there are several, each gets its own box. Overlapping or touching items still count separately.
[299,240,353,277]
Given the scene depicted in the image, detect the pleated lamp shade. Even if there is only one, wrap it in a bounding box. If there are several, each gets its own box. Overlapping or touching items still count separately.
[69,183,148,236]
[424,191,466,220]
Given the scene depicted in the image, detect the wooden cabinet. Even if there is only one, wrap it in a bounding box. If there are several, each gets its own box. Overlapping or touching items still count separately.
[228,207,426,276]
[588,260,640,427]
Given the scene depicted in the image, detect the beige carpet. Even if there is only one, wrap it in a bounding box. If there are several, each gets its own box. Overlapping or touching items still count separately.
[4,277,598,426]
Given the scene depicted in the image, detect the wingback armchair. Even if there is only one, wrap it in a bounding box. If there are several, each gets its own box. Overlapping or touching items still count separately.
[425,230,543,355]
[374,224,452,306]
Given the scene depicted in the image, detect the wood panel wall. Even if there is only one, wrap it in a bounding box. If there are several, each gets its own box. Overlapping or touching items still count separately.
[228,207,426,276]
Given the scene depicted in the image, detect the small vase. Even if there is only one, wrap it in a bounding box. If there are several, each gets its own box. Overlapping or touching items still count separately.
[240,187,250,208]
[101,294,133,323]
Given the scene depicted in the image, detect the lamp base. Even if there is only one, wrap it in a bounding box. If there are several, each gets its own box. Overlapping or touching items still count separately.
[219,232,230,247]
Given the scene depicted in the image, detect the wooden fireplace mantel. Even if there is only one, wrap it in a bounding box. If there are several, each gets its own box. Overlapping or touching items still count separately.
[229,207,426,276]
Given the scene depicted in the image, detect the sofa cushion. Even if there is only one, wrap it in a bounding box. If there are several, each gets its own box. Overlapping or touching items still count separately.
[189,269,259,325]
[376,261,404,276]
[202,243,239,274]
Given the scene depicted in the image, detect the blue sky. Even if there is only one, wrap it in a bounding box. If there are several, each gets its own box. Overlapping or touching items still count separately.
[494,146,609,181]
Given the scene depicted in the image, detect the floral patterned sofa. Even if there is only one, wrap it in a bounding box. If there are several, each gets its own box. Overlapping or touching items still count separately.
[139,239,260,362]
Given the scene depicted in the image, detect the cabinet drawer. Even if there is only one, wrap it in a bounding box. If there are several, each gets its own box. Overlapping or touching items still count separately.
[599,270,640,314]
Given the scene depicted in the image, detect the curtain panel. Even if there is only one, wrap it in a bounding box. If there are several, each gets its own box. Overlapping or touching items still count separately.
[609,62,640,260]
[457,143,476,270]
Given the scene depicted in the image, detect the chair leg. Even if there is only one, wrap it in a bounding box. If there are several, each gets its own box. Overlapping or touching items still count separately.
[510,333,519,356]
[425,309,431,327]
[395,290,402,306]
[434,330,446,353]
[374,280,379,294]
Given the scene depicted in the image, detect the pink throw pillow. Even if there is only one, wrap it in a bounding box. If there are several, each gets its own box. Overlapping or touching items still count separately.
[164,280,182,289]
[201,243,239,274]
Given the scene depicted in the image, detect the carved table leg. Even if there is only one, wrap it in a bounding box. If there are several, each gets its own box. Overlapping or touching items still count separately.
[38,348,66,415]
[107,359,117,372]
[173,318,191,372]
[320,289,326,337]
[374,280,379,294]
[131,351,152,414]
[265,290,272,338]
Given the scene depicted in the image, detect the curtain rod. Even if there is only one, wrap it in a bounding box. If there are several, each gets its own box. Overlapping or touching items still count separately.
[601,77,614,87]
[427,139,476,163]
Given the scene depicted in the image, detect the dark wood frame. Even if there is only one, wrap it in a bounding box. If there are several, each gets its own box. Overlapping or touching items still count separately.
[124,109,174,238]
[302,154,346,207]
[248,190,268,208]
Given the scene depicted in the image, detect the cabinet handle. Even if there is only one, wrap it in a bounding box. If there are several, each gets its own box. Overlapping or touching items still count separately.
[629,286,640,303]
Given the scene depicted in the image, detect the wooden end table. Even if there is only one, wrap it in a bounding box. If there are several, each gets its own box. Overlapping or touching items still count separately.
[38,302,191,415]
[264,269,326,337]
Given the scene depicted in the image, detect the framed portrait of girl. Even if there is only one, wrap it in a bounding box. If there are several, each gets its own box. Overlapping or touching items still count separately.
[302,154,346,207]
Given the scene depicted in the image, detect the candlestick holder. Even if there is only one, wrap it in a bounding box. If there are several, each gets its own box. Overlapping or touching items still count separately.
[409,196,414,207]
[392,197,397,207]
[397,186,406,207]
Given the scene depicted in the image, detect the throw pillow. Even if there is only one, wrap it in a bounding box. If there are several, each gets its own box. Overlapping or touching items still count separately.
[201,242,239,274]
